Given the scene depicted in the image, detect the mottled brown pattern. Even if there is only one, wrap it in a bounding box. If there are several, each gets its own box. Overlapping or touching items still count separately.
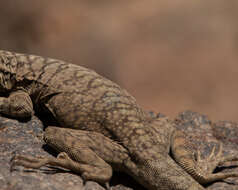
[1,50,237,190]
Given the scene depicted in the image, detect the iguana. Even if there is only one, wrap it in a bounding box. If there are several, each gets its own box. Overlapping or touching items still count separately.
[0,50,237,190]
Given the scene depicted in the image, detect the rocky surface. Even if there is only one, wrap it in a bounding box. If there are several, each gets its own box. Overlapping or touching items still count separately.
[1,111,238,190]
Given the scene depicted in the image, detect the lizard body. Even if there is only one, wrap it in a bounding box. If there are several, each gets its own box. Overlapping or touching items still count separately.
[0,50,237,190]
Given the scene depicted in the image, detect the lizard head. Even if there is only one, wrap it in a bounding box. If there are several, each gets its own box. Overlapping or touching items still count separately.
[0,52,16,93]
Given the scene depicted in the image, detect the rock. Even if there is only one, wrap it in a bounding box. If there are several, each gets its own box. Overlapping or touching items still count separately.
[1,111,238,190]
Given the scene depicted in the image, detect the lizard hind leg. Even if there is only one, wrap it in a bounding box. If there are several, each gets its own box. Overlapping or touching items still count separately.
[194,143,238,184]
[171,130,238,185]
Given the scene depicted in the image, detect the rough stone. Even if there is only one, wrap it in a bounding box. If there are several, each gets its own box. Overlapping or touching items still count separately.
[1,111,238,190]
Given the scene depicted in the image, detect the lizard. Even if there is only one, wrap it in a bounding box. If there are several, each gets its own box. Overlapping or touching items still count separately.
[0,49,237,190]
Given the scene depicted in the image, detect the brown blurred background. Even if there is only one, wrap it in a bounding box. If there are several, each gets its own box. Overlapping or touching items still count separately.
[0,1,238,122]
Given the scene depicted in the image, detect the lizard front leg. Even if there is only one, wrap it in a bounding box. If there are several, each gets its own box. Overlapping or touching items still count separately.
[0,90,34,118]
[10,126,132,186]
[11,151,112,185]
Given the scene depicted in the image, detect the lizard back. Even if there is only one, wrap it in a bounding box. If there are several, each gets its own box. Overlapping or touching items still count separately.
[0,50,166,160]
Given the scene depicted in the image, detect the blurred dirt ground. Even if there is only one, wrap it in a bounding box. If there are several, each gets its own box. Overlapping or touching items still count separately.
[0,1,238,122]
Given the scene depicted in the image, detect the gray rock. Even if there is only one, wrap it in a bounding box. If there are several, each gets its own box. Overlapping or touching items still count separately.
[1,111,238,190]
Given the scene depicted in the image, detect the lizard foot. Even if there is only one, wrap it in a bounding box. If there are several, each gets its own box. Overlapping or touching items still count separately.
[10,152,112,185]
[10,154,58,172]
[195,143,238,184]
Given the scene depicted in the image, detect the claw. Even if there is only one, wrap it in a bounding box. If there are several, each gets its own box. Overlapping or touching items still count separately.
[10,154,16,163]
[10,161,16,172]
[10,154,19,172]
[208,146,216,159]
[196,150,202,162]
[217,143,223,158]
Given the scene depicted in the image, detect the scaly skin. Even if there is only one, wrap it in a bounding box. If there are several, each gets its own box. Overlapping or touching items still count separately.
[0,50,237,190]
